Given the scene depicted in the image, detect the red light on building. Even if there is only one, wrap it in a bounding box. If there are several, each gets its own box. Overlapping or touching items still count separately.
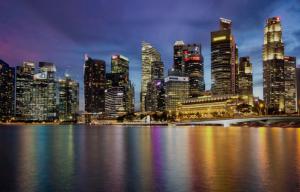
[190,56,200,61]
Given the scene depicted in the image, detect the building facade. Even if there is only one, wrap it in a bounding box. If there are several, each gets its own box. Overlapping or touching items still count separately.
[15,62,35,120]
[284,56,296,114]
[105,87,126,118]
[30,62,57,121]
[179,95,253,119]
[84,55,106,114]
[165,75,189,113]
[211,18,238,95]
[237,57,253,96]
[263,17,285,114]
[58,75,79,122]
[0,60,15,121]
[140,41,161,112]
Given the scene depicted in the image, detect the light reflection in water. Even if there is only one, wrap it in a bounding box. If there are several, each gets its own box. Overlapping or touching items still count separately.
[0,125,299,192]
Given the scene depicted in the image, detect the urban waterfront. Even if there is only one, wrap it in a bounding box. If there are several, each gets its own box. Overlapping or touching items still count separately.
[1,124,300,192]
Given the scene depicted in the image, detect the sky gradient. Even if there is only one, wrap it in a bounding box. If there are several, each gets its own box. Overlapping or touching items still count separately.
[1,0,299,110]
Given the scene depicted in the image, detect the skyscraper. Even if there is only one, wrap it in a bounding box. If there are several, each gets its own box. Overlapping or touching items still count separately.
[174,40,186,73]
[16,62,35,120]
[58,74,79,122]
[284,56,296,114]
[0,60,15,121]
[237,57,253,96]
[27,62,58,121]
[84,55,106,113]
[165,71,189,113]
[173,41,205,97]
[105,86,126,118]
[211,18,238,95]
[111,54,129,78]
[141,41,161,112]
[296,67,300,112]
[184,44,205,97]
[263,17,285,114]
[145,59,165,112]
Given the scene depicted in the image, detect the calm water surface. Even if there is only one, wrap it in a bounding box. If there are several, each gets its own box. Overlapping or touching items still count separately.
[0,125,300,192]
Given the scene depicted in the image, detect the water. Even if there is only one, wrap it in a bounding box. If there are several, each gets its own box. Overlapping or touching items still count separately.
[0,125,300,192]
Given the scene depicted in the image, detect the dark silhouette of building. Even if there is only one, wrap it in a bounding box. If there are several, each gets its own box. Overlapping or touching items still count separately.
[0,60,15,121]
[84,54,106,113]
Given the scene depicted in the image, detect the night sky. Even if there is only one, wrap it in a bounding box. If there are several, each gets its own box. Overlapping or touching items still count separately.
[1,0,299,110]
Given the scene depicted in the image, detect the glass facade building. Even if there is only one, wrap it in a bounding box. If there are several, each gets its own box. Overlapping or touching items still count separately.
[141,41,161,112]
[284,56,296,114]
[84,55,106,114]
[211,18,238,95]
[58,75,79,121]
[263,17,285,114]
[0,60,15,121]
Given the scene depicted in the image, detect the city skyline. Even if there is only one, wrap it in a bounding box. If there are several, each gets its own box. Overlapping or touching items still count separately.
[0,0,300,110]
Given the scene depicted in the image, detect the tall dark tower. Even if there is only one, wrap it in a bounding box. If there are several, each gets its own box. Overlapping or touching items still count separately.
[184,44,205,97]
[263,17,285,114]
[211,18,238,95]
[0,60,15,121]
[173,41,205,97]
[84,54,106,113]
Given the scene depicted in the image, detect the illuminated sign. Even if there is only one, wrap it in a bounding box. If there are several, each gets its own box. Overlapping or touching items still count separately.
[213,36,226,42]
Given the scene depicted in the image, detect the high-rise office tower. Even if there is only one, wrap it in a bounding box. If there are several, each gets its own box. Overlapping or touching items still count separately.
[165,71,189,113]
[263,17,285,114]
[145,79,165,112]
[58,74,79,122]
[105,86,126,118]
[111,55,129,78]
[141,41,161,112]
[0,60,15,120]
[185,44,205,97]
[84,55,106,113]
[145,59,165,112]
[110,54,134,114]
[28,62,57,121]
[284,56,296,114]
[296,67,300,112]
[16,62,35,120]
[173,41,205,97]
[211,18,238,95]
[174,40,186,73]
[237,57,253,96]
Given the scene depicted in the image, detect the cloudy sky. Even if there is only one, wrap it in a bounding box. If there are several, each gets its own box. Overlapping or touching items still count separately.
[1,0,299,110]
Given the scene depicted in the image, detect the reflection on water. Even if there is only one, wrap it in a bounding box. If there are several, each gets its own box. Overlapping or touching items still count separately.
[0,125,300,191]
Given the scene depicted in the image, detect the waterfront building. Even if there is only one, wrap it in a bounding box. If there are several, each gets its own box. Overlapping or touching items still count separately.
[16,61,57,121]
[165,74,189,113]
[105,87,126,118]
[237,57,253,96]
[140,41,161,112]
[145,79,165,112]
[173,41,205,97]
[15,62,35,120]
[0,60,15,121]
[284,56,296,114]
[211,18,238,95]
[30,62,57,121]
[179,95,253,119]
[84,54,106,114]
[263,17,285,114]
[145,60,165,112]
[58,74,79,122]
[185,43,205,97]
[297,67,300,112]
